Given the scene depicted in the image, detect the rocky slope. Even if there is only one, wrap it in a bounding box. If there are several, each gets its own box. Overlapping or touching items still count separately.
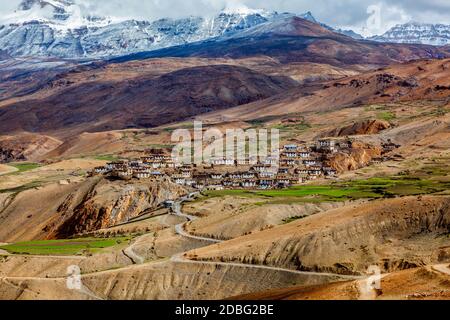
[0,64,298,135]
[0,176,186,241]
[186,196,450,275]
[183,197,347,241]
[233,266,450,300]
[0,133,62,163]
[198,58,450,124]
[0,1,343,59]
[51,177,186,238]
[117,16,449,67]
[326,141,383,173]
[320,119,391,137]
[0,256,341,300]
[0,56,79,102]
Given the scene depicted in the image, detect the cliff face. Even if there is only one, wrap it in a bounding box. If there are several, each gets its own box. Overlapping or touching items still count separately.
[46,177,186,239]
[0,134,62,163]
[320,119,391,138]
[186,196,450,275]
[327,141,382,172]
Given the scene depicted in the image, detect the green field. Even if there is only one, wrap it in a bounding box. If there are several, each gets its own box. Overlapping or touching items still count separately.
[377,111,396,121]
[0,237,130,256]
[0,181,43,194]
[203,174,450,204]
[273,122,312,132]
[204,185,380,203]
[8,162,41,174]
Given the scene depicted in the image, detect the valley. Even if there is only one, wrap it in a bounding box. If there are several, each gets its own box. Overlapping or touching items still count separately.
[0,94,448,299]
[0,1,449,301]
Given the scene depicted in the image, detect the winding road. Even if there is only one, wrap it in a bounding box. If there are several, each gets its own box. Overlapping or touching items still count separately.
[171,198,223,244]
[160,194,362,280]
[9,193,444,300]
[170,253,361,280]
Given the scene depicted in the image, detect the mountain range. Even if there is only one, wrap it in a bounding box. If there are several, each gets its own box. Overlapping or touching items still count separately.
[0,0,311,59]
[112,16,448,67]
[0,14,448,137]
[371,22,450,46]
[1,0,448,60]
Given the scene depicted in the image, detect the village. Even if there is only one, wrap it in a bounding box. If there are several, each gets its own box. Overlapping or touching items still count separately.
[91,138,399,190]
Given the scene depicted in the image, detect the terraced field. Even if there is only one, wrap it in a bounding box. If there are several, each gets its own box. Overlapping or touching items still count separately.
[0,237,131,256]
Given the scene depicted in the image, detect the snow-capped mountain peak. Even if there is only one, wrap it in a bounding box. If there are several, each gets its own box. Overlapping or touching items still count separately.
[0,2,363,59]
[371,21,450,46]
[299,11,317,23]
[16,0,74,21]
[4,0,113,30]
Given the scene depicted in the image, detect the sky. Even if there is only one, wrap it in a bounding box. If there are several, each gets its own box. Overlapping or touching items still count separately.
[0,0,449,36]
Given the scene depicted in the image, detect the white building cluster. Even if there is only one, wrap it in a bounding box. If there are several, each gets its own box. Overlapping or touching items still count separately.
[92,138,389,190]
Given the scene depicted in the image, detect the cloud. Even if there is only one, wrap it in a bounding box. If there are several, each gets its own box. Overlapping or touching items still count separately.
[0,0,22,16]
[74,0,450,35]
[0,0,449,36]
[75,0,231,20]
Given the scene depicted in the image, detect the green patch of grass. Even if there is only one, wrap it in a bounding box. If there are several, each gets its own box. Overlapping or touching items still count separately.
[94,155,118,162]
[258,184,375,200]
[0,237,131,256]
[202,172,450,204]
[246,115,281,127]
[200,156,450,205]
[9,162,41,174]
[204,189,258,198]
[273,122,312,132]
[435,107,449,117]
[0,181,42,194]
[377,111,396,121]
[204,185,381,203]
[282,215,307,224]
[345,175,449,197]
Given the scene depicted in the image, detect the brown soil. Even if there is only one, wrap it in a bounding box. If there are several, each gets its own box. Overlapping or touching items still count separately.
[0,65,298,136]
[0,133,62,163]
[183,196,348,240]
[320,119,391,137]
[232,266,450,300]
[198,59,450,123]
[0,176,186,242]
[186,196,450,275]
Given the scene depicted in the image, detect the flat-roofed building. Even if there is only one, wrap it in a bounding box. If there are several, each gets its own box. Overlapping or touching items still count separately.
[241,180,257,188]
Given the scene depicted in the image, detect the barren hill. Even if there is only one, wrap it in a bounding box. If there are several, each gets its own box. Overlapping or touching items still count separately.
[114,16,449,67]
[0,177,186,242]
[232,266,450,300]
[0,133,62,163]
[186,196,450,275]
[319,119,391,137]
[198,58,450,123]
[0,65,297,135]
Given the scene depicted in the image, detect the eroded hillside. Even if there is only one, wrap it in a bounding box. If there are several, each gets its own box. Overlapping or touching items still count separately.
[186,196,450,275]
[0,176,186,242]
